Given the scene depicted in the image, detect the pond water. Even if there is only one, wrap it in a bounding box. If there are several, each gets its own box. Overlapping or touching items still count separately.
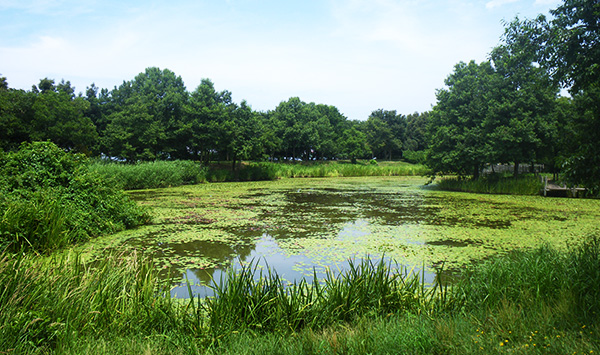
[81,176,600,298]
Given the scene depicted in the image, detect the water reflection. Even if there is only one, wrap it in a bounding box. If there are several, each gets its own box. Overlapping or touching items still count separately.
[169,220,439,299]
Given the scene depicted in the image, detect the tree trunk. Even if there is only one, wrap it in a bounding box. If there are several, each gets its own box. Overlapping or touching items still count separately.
[514,162,520,178]
[473,164,480,179]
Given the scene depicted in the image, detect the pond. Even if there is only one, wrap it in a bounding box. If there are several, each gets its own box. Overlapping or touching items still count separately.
[80,176,600,298]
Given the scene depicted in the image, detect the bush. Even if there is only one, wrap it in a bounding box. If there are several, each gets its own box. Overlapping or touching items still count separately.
[403,150,427,164]
[0,142,149,253]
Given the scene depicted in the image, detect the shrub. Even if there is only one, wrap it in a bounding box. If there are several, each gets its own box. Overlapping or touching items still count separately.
[0,142,149,253]
[403,150,427,164]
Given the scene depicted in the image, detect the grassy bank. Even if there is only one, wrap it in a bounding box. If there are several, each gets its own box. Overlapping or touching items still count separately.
[1,237,598,354]
[435,174,544,195]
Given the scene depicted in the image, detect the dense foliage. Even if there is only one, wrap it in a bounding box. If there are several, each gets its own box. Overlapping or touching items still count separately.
[0,70,427,165]
[425,0,599,194]
[0,142,149,252]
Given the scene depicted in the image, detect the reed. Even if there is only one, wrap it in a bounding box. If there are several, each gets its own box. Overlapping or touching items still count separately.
[436,174,543,195]
[254,161,430,179]
[89,160,207,190]
[1,238,599,354]
[0,251,186,353]
[202,257,444,340]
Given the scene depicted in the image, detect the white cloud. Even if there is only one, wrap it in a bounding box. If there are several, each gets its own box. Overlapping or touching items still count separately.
[534,0,560,6]
[486,0,520,9]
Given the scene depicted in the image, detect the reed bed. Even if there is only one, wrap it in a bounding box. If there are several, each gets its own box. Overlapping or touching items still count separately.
[271,161,430,179]
[90,160,429,186]
[0,251,186,353]
[89,160,207,190]
[436,174,543,195]
[203,258,442,340]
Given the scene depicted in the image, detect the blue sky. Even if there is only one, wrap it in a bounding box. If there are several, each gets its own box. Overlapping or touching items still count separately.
[1,0,561,120]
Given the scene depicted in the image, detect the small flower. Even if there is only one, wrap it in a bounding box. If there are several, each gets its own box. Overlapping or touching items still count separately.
[500,342,505,347]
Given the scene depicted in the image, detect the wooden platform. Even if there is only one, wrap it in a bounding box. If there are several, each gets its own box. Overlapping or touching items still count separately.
[542,177,586,197]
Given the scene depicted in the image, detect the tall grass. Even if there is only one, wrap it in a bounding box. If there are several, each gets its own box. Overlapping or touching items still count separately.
[88,160,429,186]
[203,258,443,340]
[2,237,599,354]
[436,174,543,195]
[248,161,430,179]
[89,160,207,190]
[0,251,186,353]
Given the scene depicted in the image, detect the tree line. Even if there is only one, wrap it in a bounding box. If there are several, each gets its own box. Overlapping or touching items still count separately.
[0,70,428,166]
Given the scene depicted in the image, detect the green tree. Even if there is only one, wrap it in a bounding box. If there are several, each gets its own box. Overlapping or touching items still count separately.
[405,111,429,151]
[365,109,406,160]
[0,87,35,151]
[338,125,369,163]
[271,97,317,160]
[426,61,494,178]
[506,0,600,191]
[182,78,235,162]
[486,37,557,177]
[30,79,98,153]
[102,68,188,160]
[0,75,7,90]
[228,101,266,171]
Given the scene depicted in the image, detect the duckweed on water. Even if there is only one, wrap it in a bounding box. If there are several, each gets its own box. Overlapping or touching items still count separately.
[78,176,600,295]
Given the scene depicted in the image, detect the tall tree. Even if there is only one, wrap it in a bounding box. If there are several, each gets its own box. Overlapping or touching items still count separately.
[365,109,406,160]
[405,111,429,151]
[30,78,98,153]
[426,61,494,178]
[486,34,557,176]
[0,87,35,151]
[102,67,187,160]
[507,0,600,191]
[182,78,235,162]
[338,125,369,163]
[0,75,8,90]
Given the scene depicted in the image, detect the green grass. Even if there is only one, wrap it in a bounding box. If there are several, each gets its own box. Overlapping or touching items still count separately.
[1,236,599,354]
[435,174,544,195]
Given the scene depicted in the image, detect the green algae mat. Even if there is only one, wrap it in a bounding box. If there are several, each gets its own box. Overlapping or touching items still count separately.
[78,176,600,297]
